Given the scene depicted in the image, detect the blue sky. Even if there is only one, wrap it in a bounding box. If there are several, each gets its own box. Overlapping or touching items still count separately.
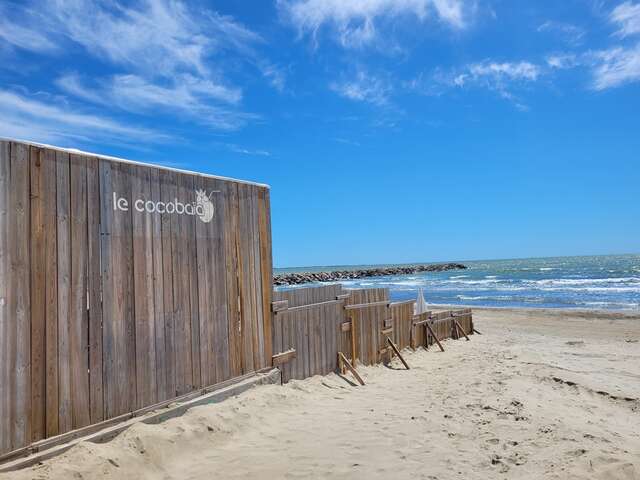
[0,0,639,267]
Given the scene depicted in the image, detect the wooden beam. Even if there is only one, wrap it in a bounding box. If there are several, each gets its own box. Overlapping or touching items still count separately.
[381,327,393,336]
[425,323,445,352]
[473,328,482,335]
[387,338,410,370]
[389,299,415,307]
[271,300,289,312]
[336,293,351,300]
[344,300,390,310]
[338,352,364,386]
[454,320,470,341]
[340,321,352,332]
[271,349,296,366]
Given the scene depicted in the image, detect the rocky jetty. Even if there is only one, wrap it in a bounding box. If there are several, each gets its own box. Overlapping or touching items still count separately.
[273,263,467,286]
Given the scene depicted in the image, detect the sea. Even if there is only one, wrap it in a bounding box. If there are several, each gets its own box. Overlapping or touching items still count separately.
[274,254,640,311]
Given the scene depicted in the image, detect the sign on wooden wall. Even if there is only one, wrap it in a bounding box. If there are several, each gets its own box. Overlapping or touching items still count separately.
[0,140,273,456]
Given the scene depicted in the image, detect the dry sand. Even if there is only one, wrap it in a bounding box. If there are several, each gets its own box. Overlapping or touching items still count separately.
[4,308,639,480]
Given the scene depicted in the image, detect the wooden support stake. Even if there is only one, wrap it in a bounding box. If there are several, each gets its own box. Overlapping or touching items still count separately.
[386,338,409,370]
[425,323,445,352]
[454,320,470,341]
[338,352,365,386]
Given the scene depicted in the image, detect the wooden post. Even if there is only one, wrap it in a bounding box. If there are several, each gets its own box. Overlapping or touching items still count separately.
[425,323,445,352]
[349,314,357,367]
[386,338,409,370]
[454,320,470,341]
[338,352,364,386]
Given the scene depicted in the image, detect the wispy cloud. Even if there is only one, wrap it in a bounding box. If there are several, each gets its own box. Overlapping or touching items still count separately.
[278,0,469,49]
[330,70,392,105]
[537,20,586,46]
[0,0,272,133]
[610,1,640,37]
[56,73,255,130]
[0,89,168,144]
[590,43,640,89]
[223,143,272,157]
[422,60,542,109]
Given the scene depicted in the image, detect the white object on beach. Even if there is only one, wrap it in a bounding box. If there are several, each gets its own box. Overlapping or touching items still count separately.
[414,288,429,315]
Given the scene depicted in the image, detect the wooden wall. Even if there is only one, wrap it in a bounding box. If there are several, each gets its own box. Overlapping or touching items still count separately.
[0,140,273,456]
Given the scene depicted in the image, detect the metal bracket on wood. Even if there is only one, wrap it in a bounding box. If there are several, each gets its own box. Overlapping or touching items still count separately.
[338,352,365,386]
[386,338,410,370]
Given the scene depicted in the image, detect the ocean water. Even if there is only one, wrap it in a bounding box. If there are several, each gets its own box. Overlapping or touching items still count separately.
[274,254,640,311]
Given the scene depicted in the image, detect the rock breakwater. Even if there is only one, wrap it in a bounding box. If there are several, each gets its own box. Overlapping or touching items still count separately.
[273,263,467,286]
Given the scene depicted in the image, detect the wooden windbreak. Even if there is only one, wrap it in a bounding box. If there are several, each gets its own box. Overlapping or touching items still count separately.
[0,140,273,457]
[272,285,474,383]
[271,285,343,381]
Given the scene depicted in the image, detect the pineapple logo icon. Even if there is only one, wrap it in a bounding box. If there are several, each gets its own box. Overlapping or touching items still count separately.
[195,189,216,223]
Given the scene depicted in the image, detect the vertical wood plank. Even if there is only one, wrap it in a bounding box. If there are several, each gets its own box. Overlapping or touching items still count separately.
[211,179,230,383]
[86,156,103,424]
[9,142,31,450]
[150,169,166,401]
[185,175,201,390]
[131,166,157,408]
[258,189,273,369]
[99,159,115,418]
[224,182,242,378]
[29,147,46,442]
[0,142,10,454]
[69,154,90,429]
[56,150,72,433]
[160,170,176,399]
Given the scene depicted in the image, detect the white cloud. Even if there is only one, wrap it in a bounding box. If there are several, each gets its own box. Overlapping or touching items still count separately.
[537,21,586,46]
[278,0,468,48]
[330,70,392,105]
[224,144,272,156]
[418,60,544,109]
[0,89,169,144]
[591,43,640,89]
[610,1,640,37]
[56,73,254,130]
[0,0,271,132]
[546,53,579,69]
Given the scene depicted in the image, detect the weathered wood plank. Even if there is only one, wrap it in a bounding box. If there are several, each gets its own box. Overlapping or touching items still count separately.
[86,157,102,424]
[56,150,72,433]
[149,169,166,402]
[258,188,273,367]
[159,169,176,400]
[131,166,157,408]
[10,142,31,450]
[0,142,10,454]
[29,147,46,442]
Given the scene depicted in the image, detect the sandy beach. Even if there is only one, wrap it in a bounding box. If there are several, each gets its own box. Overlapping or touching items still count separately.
[3,307,639,480]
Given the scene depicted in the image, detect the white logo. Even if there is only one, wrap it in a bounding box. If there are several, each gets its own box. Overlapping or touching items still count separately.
[113,189,218,223]
[195,189,215,223]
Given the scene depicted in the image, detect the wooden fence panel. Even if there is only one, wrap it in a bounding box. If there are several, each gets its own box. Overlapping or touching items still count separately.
[0,140,273,459]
